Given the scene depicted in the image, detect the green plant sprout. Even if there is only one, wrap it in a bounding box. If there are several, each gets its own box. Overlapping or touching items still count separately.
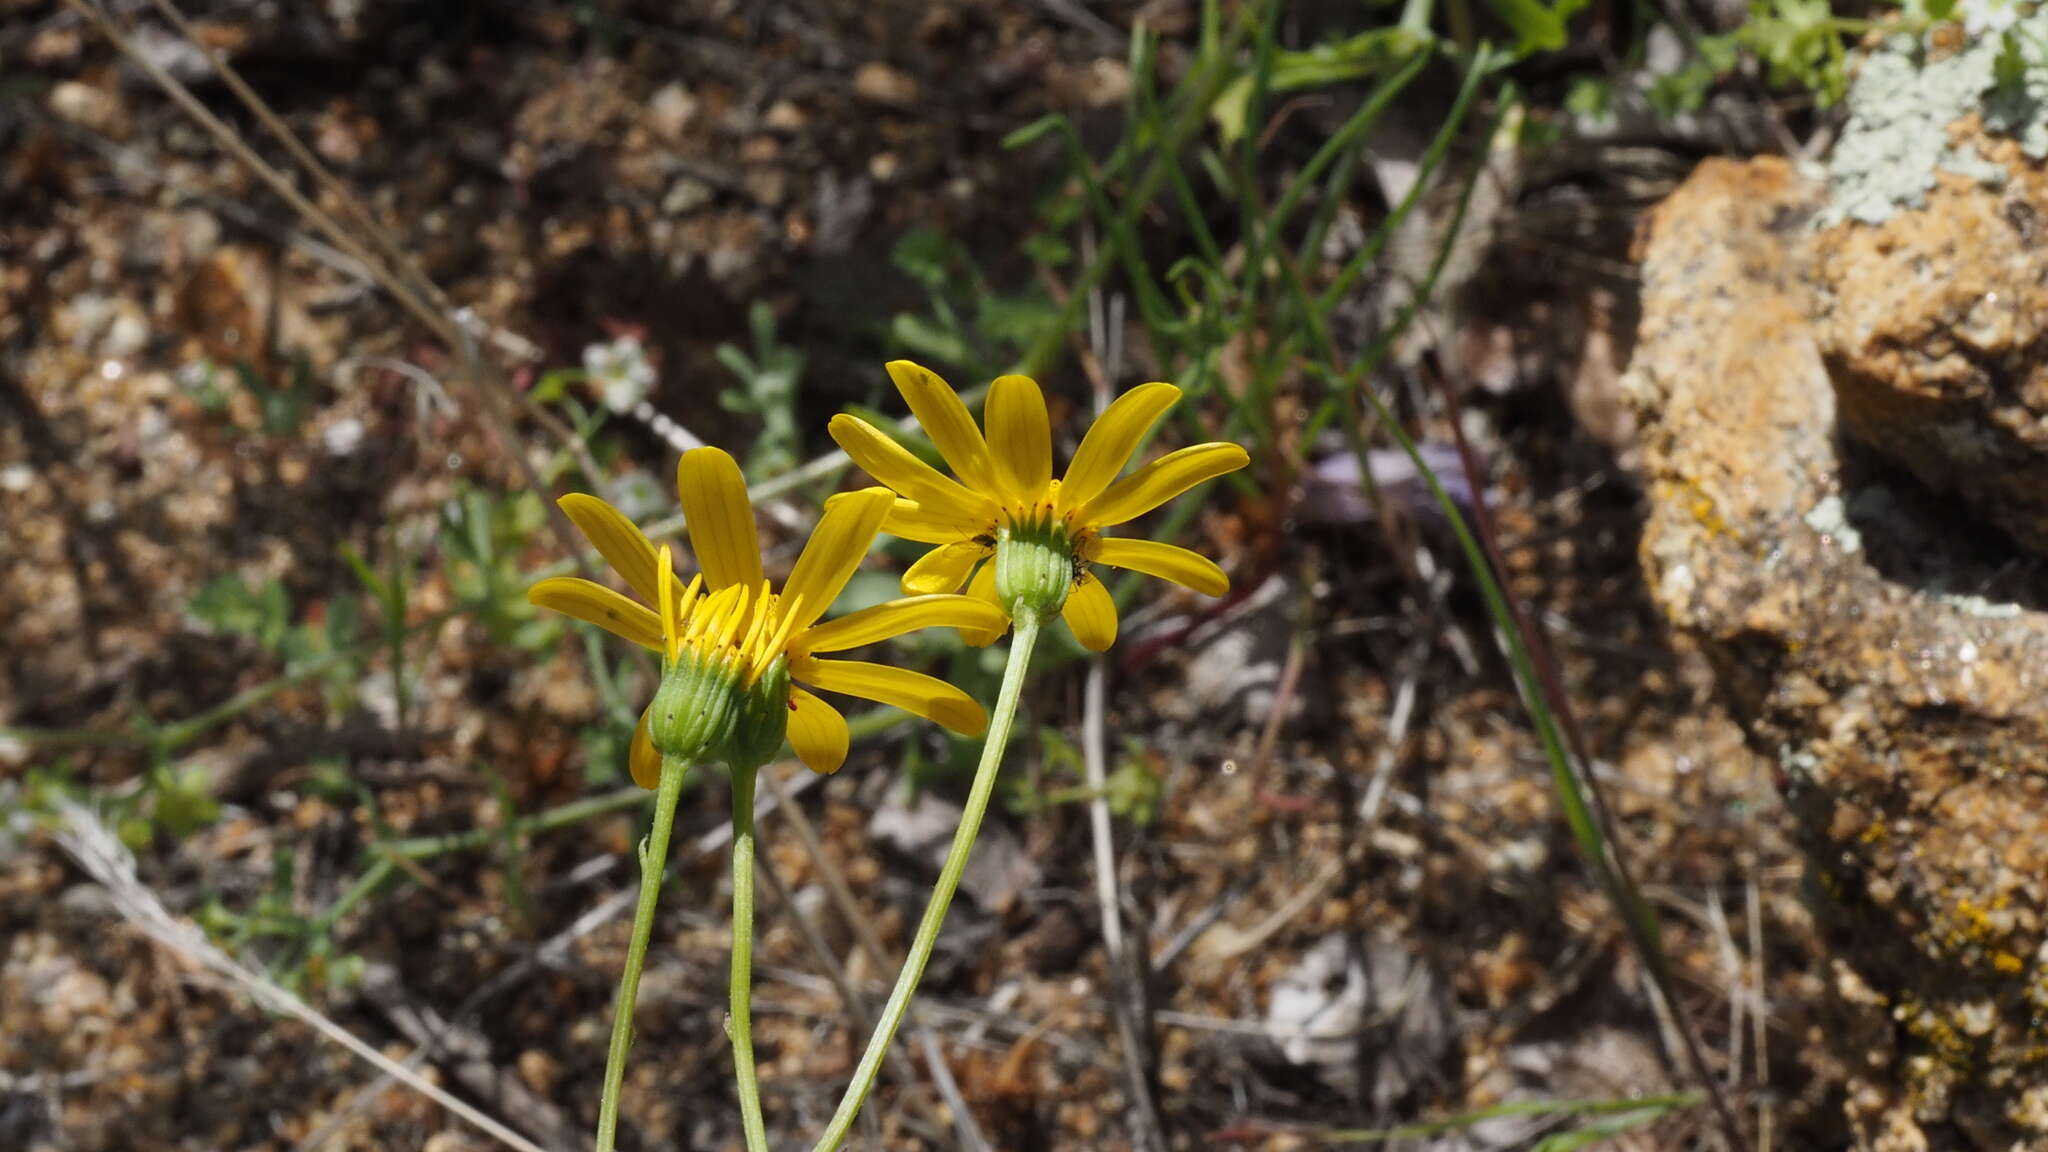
[717,301,805,477]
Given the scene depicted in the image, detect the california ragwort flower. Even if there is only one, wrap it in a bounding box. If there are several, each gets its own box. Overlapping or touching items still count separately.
[528,447,1006,779]
[827,361,1249,650]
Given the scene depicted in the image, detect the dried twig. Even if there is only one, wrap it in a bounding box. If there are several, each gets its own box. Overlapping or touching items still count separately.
[1707,888,1744,1088]
[63,0,588,567]
[52,801,555,1152]
[757,767,992,1151]
[291,765,832,1150]
[361,964,574,1149]
[752,846,873,1040]
[1083,661,1167,1152]
[1746,769,1774,1152]
[137,0,450,321]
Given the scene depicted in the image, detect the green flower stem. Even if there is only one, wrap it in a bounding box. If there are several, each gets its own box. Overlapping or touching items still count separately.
[810,611,1043,1152]
[727,760,771,1152]
[595,752,691,1152]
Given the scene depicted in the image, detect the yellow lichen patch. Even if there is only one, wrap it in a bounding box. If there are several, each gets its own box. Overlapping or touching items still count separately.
[1958,898,1996,936]
[1896,997,1975,1070]
[1660,476,1735,539]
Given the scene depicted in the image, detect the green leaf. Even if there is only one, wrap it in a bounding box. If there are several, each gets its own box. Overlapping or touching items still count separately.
[189,574,293,649]
[975,293,1062,353]
[1648,35,1738,117]
[1210,28,1429,143]
[1021,232,1073,267]
[340,545,391,606]
[890,313,975,369]
[1481,0,1587,56]
[890,228,962,290]
[714,301,804,474]
[529,367,587,405]
[325,594,361,650]
[1002,114,1066,150]
[1996,29,2027,92]
[1564,74,1612,120]
[118,817,155,852]
[154,764,222,838]
[1106,754,1164,825]
[1210,75,1256,146]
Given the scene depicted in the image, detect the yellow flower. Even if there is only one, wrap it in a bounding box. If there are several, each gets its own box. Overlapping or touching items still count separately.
[528,447,1007,782]
[827,361,1249,651]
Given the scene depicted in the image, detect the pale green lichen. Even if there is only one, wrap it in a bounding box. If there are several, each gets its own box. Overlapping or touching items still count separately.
[1805,493,1865,552]
[1940,591,2026,618]
[1820,15,2048,228]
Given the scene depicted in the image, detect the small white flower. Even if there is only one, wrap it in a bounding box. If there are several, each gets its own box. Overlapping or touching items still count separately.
[323,417,366,457]
[1964,0,2020,39]
[581,335,657,413]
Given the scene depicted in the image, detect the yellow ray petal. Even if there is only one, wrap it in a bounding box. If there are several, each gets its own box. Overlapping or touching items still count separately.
[787,688,851,774]
[829,414,999,523]
[559,493,664,605]
[985,374,1053,502]
[876,497,990,545]
[781,487,892,633]
[658,545,679,661]
[958,560,1009,647]
[902,541,987,595]
[1077,442,1249,528]
[886,360,1002,496]
[528,577,663,650]
[628,703,662,790]
[1057,382,1181,514]
[797,594,1010,654]
[1092,537,1229,597]
[1060,573,1118,651]
[754,592,809,678]
[676,447,766,590]
[793,656,988,737]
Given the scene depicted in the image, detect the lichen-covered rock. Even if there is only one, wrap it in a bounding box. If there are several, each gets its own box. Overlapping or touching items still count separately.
[1627,152,2048,1150]
[1810,20,2048,553]
[1813,137,2048,553]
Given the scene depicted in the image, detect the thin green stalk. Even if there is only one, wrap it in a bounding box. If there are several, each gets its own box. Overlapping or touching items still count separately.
[310,854,395,937]
[1314,44,1492,318]
[595,753,691,1152]
[1015,7,1256,379]
[1268,46,1431,252]
[1327,1091,1699,1144]
[382,785,650,860]
[1293,46,1434,270]
[810,612,1043,1152]
[1268,74,1747,1152]
[727,761,770,1152]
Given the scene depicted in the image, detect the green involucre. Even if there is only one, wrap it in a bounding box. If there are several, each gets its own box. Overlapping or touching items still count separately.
[994,519,1077,620]
[648,650,743,762]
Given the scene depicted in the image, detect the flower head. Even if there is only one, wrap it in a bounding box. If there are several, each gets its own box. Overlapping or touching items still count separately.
[582,334,656,413]
[529,447,1007,781]
[827,361,1249,650]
